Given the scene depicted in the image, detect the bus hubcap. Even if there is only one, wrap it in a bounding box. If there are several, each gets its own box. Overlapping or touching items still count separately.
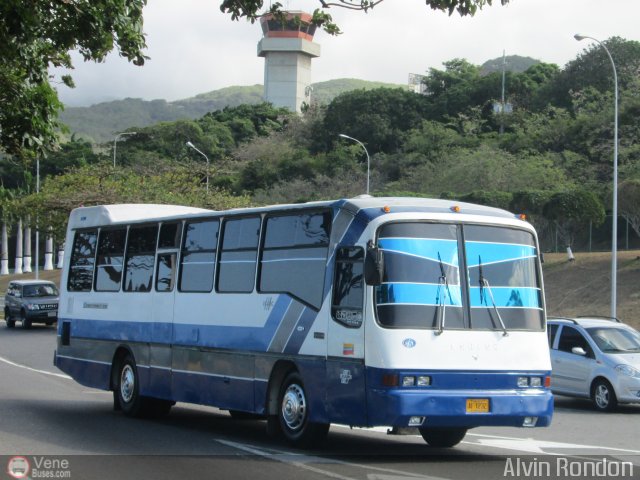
[282,384,306,431]
[121,365,135,403]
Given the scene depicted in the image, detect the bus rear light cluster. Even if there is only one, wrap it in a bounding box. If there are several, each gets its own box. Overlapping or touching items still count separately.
[518,376,550,388]
[382,374,432,387]
[402,375,431,387]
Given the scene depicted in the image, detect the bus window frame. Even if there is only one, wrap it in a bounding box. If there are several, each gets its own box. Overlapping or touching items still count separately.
[257,208,332,311]
[178,216,220,294]
[122,222,160,294]
[215,215,262,294]
[68,228,99,293]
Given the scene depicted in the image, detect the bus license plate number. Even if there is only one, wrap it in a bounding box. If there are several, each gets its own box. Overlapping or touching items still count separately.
[466,398,489,413]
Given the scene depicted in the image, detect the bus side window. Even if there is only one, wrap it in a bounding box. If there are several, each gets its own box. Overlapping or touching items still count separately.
[331,247,364,328]
[68,229,98,292]
[179,219,219,293]
[259,211,331,309]
[156,222,182,293]
[123,225,158,292]
[217,217,260,293]
[95,227,127,292]
[156,253,177,292]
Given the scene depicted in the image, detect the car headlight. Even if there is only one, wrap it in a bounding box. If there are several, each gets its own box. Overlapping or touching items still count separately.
[615,364,640,378]
[25,304,40,311]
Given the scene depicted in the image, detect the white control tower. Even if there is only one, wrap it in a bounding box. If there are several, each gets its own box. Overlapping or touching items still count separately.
[257,12,321,113]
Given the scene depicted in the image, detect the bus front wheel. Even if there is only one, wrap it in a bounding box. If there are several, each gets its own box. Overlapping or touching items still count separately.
[277,371,329,448]
[419,427,467,448]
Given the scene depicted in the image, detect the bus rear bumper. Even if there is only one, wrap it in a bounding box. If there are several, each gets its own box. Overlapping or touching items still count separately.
[366,388,553,428]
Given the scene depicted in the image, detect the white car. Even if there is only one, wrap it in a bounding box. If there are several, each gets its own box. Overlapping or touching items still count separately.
[548,316,640,411]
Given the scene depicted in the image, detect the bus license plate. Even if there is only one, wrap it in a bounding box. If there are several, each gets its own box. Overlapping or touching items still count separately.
[466,398,489,413]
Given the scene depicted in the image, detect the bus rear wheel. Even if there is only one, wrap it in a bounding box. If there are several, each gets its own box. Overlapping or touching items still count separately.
[419,427,467,448]
[277,371,329,448]
[115,353,172,418]
[116,354,145,417]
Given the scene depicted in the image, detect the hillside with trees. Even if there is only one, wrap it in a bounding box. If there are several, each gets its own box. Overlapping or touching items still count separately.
[1,37,639,260]
[59,79,404,143]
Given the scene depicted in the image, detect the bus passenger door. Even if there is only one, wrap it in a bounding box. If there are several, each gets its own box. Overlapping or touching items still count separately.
[148,250,178,399]
[326,247,368,426]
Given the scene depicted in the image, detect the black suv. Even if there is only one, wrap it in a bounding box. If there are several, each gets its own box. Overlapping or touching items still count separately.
[4,280,59,329]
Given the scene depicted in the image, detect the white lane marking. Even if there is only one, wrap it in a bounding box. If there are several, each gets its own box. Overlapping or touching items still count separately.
[0,354,71,380]
[217,439,448,480]
[217,439,358,480]
[465,432,640,455]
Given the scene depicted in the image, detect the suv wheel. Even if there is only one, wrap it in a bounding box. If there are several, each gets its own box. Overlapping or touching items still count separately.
[4,308,15,328]
[592,378,617,411]
[20,310,32,330]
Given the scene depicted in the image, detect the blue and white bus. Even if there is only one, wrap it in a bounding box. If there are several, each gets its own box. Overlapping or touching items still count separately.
[55,197,553,447]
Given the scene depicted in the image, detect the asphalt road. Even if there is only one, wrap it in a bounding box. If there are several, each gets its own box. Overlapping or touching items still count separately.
[1,325,639,480]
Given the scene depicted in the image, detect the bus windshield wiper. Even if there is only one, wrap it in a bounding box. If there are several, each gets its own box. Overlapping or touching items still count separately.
[435,252,453,336]
[478,255,508,337]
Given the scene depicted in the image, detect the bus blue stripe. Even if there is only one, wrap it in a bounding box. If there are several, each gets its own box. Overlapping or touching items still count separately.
[377,283,463,306]
[466,242,536,266]
[469,286,541,309]
[378,238,459,265]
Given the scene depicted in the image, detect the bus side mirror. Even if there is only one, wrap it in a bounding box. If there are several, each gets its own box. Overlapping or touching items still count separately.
[364,243,384,286]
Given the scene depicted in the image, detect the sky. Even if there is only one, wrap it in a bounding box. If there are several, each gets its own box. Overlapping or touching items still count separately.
[53,0,640,107]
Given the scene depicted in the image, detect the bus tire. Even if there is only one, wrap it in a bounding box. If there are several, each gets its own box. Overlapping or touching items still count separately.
[419,427,467,448]
[277,371,329,448]
[116,353,146,417]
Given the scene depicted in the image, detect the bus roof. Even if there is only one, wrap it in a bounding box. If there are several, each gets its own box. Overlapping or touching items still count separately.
[67,197,517,229]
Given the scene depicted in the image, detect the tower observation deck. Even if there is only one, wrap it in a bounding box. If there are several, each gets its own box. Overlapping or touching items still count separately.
[257,12,321,113]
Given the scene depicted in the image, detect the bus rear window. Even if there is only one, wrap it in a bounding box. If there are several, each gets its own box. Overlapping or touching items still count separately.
[68,230,98,292]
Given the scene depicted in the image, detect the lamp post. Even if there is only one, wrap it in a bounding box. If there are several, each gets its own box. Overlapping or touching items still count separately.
[113,132,137,168]
[186,141,209,193]
[574,34,619,319]
[338,133,370,195]
[35,157,39,279]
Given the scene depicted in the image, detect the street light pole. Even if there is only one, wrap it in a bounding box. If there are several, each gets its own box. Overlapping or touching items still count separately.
[338,133,370,195]
[35,157,39,279]
[574,34,619,319]
[186,141,209,193]
[113,132,137,168]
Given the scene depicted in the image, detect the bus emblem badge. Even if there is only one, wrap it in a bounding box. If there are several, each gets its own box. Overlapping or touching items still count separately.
[403,338,416,348]
[262,297,275,311]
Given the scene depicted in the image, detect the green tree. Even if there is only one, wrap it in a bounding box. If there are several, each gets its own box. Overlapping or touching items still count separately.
[220,0,509,35]
[18,162,251,240]
[322,88,427,154]
[618,180,640,239]
[0,0,147,157]
[542,190,605,248]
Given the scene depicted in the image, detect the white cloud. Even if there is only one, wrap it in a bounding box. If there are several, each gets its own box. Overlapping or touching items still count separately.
[53,0,640,106]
